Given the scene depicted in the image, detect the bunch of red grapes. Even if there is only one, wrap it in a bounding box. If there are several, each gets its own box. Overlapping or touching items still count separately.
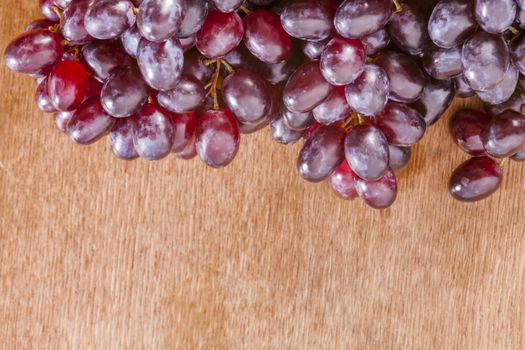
[5,0,525,209]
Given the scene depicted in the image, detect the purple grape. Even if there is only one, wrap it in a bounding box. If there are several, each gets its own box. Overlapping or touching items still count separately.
[462,31,510,92]
[280,0,334,41]
[345,64,390,117]
[449,157,501,202]
[283,60,333,113]
[345,124,389,181]
[482,109,525,158]
[475,0,516,34]
[137,37,184,91]
[412,78,455,126]
[133,104,176,160]
[84,0,136,40]
[373,102,426,146]
[68,97,116,145]
[297,125,345,182]
[101,67,150,118]
[110,118,139,160]
[354,168,397,209]
[334,0,393,39]
[157,76,205,113]
[313,87,351,125]
[428,0,477,49]
[137,0,187,42]
[449,109,491,156]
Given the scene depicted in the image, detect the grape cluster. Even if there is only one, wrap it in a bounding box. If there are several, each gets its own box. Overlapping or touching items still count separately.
[427,0,525,202]
[4,0,525,209]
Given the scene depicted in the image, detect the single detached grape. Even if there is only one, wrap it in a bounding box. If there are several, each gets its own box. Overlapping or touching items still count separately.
[449,157,502,202]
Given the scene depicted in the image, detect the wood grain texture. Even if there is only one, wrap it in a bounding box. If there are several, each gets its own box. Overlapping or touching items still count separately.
[1,2,525,349]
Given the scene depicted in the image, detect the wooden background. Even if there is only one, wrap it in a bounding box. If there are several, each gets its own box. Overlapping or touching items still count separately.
[1,2,525,349]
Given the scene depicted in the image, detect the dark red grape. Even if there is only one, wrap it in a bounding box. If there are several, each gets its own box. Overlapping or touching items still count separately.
[449,109,491,156]
[196,10,244,58]
[48,60,89,112]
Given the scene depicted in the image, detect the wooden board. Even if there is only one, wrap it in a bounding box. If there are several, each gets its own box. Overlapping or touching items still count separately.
[1,2,525,349]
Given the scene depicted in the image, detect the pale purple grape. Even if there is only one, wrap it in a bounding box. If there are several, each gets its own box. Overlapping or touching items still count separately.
[510,34,525,75]
[388,145,411,170]
[302,38,329,60]
[177,0,207,38]
[68,97,116,145]
[482,109,525,158]
[101,67,150,118]
[5,29,63,75]
[120,25,142,58]
[137,37,184,91]
[137,0,187,42]
[110,118,139,160]
[133,105,176,160]
[488,90,525,116]
[345,64,390,117]
[61,0,93,45]
[361,29,390,56]
[354,168,397,209]
[428,0,477,49]
[84,0,136,40]
[312,87,350,125]
[297,125,345,182]
[271,113,304,144]
[476,64,518,105]
[454,75,474,98]
[211,0,243,13]
[475,0,516,34]
[345,124,389,181]
[412,79,455,126]
[373,102,426,146]
[334,0,393,39]
[462,31,510,92]
[280,0,334,41]
[157,76,205,113]
[54,111,74,133]
[422,45,462,81]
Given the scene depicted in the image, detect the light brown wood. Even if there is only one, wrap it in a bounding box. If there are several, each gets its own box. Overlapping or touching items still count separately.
[1,2,525,349]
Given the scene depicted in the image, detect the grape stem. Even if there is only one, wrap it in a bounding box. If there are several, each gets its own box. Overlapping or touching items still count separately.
[392,0,403,13]
[52,6,63,20]
[239,6,252,16]
[204,58,236,110]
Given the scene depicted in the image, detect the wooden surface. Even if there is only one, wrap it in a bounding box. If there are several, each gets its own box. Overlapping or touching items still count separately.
[2,3,525,349]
